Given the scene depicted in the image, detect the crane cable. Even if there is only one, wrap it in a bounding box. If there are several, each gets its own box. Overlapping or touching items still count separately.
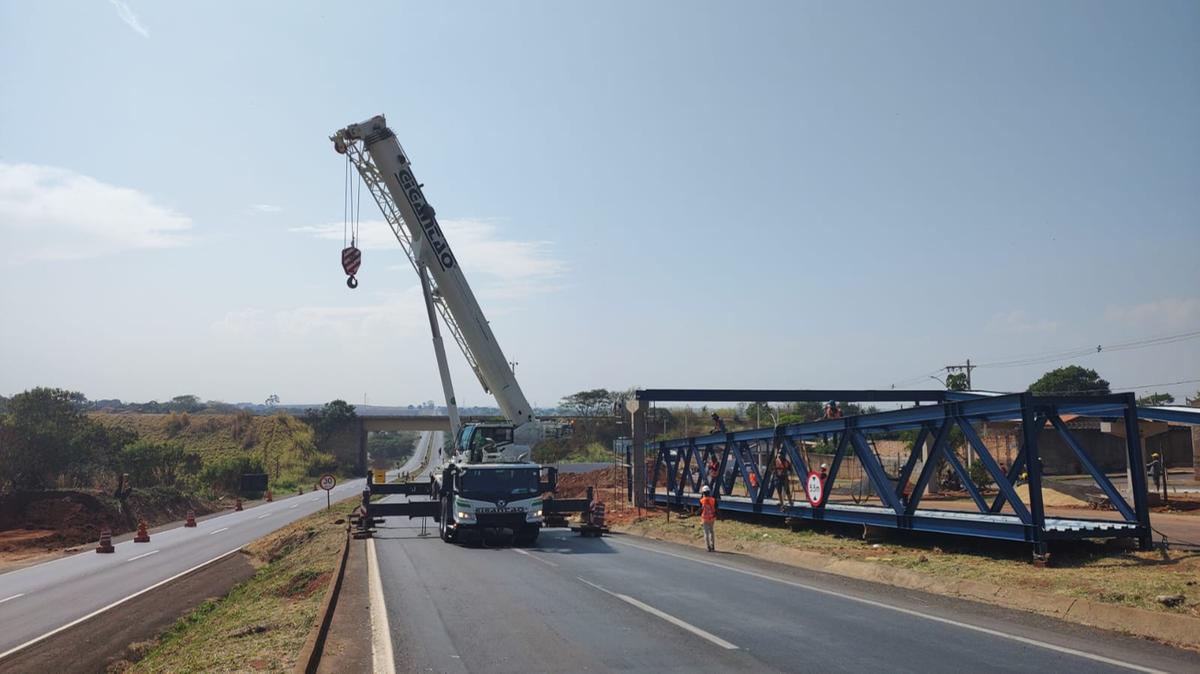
[341,152,363,288]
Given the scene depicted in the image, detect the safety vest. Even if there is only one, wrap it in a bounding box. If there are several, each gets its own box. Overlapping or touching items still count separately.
[700,496,717,522]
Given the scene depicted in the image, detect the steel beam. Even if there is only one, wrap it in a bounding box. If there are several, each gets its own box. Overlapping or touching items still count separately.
[956,416,1030,523]
[636,389,952,403]
[1048,414,1135,522]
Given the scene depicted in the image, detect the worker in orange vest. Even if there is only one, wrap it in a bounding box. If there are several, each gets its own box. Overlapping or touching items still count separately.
[700,485,717,552]
[774,447,794,510]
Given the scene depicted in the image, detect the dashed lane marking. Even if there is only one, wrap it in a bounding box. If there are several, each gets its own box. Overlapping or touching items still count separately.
[609,538,1167,674]
[513,548,558,567]
[207,527,229,536]
[576,577,738,650]
[0,547,242,661]
[0,594,24,605]
[127,550,159,562]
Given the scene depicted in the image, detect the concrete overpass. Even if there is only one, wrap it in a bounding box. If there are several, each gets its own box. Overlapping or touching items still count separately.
[327,414,601,473]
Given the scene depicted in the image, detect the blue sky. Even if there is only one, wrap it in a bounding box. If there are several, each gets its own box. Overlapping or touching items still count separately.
[1,1,1197,408]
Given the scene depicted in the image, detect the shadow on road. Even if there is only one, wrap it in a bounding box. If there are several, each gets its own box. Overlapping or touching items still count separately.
[529,530,617,555]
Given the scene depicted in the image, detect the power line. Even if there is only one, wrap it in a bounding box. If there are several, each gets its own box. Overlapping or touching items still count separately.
[1029,377,1200,396]
[885,328,1200,390]
[975,329,1200,369]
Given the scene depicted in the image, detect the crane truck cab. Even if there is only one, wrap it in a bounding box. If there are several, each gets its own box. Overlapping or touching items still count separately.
[432,423,545,545]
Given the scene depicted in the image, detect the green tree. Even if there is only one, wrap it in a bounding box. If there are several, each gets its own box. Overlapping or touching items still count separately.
[0,388,93,489]
[1028,365,1110,396]
[945,372,969,391]
[167,394,203,412]
[120,440,186,486]
[302,400,358,452]
[368,431,418,460]
[559,389,614,417]
[1136,392,1175,406]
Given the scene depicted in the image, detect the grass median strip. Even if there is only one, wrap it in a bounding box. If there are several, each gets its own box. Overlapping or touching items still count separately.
[115,497,358,673]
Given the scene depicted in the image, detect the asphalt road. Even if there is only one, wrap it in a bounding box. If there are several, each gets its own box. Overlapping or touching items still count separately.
[0,432,434,661]
[371,436,1198,674]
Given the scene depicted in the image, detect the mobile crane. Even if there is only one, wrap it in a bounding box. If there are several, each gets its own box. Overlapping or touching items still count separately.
[334,115,589,545]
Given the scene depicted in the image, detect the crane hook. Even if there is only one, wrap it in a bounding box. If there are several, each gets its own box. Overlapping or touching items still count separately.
[341,245,362,290]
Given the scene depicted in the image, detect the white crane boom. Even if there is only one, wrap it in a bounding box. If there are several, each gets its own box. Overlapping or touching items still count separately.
[333,115,537,437]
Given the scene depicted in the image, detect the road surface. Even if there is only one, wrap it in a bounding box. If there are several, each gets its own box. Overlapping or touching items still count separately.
[370,434,1196,673]
[0,431,435,661]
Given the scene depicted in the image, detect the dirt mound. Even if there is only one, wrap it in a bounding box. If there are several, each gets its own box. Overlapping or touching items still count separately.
[0,488,216,557]
[1014,484,1088,508]
[552,466,639,525]
[555,466,625,499]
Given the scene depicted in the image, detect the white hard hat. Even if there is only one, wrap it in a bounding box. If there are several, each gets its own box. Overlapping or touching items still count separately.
[701,485,711,493]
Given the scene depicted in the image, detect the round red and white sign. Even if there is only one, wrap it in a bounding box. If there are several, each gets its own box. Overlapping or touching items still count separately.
[806,471,825,507]
[319,474,336,491]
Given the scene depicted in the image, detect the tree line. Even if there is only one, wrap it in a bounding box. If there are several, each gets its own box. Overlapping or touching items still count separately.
[0,388,361,495]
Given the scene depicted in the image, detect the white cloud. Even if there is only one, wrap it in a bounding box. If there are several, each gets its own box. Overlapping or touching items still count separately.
[290,218,567,297]
[0,162,191,262]
[109,0,149,38]
[986,309,1059,334]
[1105,298,1200,328]
[250,204,282,213]
[211,289,427,340]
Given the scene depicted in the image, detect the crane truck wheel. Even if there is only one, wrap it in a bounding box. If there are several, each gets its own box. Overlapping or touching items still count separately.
[439,496,457,543]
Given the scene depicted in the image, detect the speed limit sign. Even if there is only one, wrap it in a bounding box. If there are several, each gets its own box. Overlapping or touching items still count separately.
[806,471,826,507]
[319,474,336,509]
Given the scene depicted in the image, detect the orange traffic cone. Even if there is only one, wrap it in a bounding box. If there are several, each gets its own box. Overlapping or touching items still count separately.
[134,520,150,543]
[235,497,243,511]
[95,527,115,553]
[266,489,273,503]
[185,510,197,527]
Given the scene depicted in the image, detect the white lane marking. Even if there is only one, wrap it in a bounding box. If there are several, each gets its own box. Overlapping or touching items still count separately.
[208,527,229,536]
[127,550,159,562]
[576,577,738,650]
[609,539,1167,674]
[0,594,25,604]
[0,547,242,661]
[256,513,271,519]
[512,548,558,567]
[290,504,298,509]
[367,538,397,674]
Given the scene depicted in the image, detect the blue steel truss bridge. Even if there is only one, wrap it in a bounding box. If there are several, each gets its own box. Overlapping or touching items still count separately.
[634,389,1200,557]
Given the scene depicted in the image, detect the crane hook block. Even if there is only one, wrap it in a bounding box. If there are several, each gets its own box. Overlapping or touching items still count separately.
[341,246,362,289]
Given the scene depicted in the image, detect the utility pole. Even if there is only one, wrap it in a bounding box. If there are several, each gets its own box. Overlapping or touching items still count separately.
[944,359,976,390]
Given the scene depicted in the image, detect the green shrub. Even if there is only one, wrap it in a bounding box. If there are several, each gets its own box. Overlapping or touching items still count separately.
[198,455,266,495]
[967,458,994,490]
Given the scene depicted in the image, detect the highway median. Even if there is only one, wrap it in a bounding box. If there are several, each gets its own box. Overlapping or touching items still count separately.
[113,497,358,673]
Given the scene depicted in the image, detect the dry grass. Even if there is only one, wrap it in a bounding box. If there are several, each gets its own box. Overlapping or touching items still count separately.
[120,499,357,673]
[621,511,1200,617]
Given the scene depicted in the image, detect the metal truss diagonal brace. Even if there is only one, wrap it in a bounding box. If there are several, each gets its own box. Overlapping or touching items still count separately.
[955,417,1031,523]
[1047,414,1135,522]
[848,430,903,513]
